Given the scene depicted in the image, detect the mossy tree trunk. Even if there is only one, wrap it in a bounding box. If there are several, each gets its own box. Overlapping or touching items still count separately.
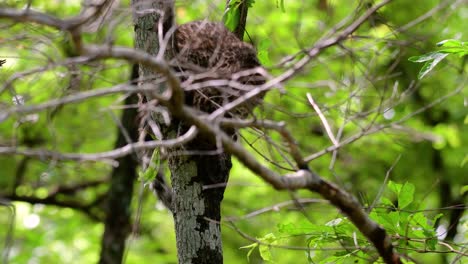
[132,1,231,263]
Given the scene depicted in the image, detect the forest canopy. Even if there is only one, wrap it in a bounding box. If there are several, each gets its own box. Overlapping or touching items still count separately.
[0,0,466,263]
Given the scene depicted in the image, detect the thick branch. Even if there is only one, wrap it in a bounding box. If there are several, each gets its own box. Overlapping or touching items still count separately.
[166,92,401,263]
[0,1,402,262]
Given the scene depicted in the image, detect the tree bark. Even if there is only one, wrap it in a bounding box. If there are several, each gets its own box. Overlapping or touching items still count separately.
[98,65,139,264]
[132,1,231,263]
[169,145,231,264]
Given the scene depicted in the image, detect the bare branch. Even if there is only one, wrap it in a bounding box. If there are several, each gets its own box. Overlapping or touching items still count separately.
[0,126,197,162]
[209,0,392,120]
[0,83,164,122]
[304,81,464,162]
[270,0,393,85]
[225,198,328,221]
[307,93,338,147]
[0,0,116,31]
[394,0,463,34]
[169,92,401,262]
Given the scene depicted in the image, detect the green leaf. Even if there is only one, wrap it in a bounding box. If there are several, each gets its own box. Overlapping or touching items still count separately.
[258,233,277,262]
[240,242,258,262]
[416,52,448,79]
[408,52,445,62]
[259,244,273,262]
[436,39,464,48]
[426,237,438,250]
[439,47,467,54]
[432,213,443,226]
[223,7,240,32]
[379,211,400,233]
[436,39,468,56]
[137,149,160,183]
[381,197,395,207]
[388,181,402,195]
[457,51,468,57]
[398,182,415,209]
[411,212,431,230]
[409,39,467,79]
[257,39,272,65]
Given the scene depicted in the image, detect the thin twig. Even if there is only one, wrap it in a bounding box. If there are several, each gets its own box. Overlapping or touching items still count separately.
[307,93,338,147]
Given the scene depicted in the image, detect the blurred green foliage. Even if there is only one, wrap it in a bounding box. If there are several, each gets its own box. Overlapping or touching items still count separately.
[0,0,466,263]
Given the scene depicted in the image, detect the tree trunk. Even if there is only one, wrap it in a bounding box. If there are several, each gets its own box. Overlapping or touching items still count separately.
[99,66,139,264]
[132,1,230,263]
